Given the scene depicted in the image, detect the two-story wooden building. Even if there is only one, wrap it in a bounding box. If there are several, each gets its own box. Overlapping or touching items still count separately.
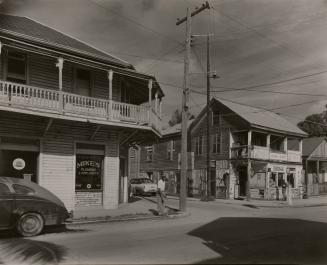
[137,120,194,196]
[136,97,307,201]
[190,97,307,200]
[302,137,327,196]
[0,14,163,214]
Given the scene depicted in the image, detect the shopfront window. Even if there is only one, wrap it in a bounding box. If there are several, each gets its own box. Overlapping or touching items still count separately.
[75,154,103,191]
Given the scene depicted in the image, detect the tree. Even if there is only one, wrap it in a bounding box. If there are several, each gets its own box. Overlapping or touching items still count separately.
[297,107,327,137]
[168,109,194,127]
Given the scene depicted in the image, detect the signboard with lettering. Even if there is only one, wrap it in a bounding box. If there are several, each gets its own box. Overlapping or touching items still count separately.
[76,155,102,190]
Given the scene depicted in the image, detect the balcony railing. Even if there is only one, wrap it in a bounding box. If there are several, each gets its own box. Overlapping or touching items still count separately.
[231,144,301,162]
[0,80,161,133]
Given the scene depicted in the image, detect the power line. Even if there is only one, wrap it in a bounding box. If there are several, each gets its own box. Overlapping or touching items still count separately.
[210,5,304,60]
[209,69,327,94]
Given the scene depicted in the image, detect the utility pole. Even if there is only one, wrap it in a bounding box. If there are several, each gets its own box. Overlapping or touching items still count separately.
[176,2,210,212]
[206,34,211,199]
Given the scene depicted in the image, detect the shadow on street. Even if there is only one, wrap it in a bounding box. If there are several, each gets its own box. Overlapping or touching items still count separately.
[0,238,67,265]
[189,217,327,264]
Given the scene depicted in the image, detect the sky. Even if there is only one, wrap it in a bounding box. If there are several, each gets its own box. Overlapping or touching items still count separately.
[1,0,327,126]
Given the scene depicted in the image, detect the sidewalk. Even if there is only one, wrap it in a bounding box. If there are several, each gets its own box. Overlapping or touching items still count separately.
[167,195,327,208]
[67,196,186,225]
[66,195,327,225]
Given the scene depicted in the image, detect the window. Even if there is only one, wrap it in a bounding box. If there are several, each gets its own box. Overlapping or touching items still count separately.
[270,135,285,152]
[212,111,220,126]
[212,133,221,154]
[146,146,153,161]
[167,140,175,160]
[0,183,11,195]
[76,68,91,97]
[12,184,35,195]
[75,154,103,191]
[6,51,27,84]
[195,136,203,155]
[252,132,267,147]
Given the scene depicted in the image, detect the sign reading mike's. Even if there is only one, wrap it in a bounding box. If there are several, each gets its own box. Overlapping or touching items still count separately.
[75,155,103,190]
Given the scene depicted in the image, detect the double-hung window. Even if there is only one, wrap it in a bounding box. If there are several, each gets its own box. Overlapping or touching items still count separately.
[195,136,203,155]
[167,140,175,160]
[212,132,221,154]
[6,51,27,84]
[146,146,154,161]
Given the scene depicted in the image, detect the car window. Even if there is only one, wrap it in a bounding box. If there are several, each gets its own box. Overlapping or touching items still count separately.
[12,184,35,195]
[143,179,153,184]
[0,183,11,195]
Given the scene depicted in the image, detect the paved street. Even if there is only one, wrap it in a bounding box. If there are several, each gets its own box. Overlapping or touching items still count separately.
[1,198,327,265]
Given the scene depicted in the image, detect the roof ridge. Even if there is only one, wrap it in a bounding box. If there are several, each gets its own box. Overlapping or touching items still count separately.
[23,15,133,67]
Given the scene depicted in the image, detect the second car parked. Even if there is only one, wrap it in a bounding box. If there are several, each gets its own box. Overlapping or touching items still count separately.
[130,178,157,196]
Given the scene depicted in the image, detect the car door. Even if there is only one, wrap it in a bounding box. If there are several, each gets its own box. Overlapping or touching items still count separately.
[0,183,15,228]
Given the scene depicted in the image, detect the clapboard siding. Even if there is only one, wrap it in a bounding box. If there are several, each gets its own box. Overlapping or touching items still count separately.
[41,147,75,210]
[0,112,45,136]
[0,112,120,211]
[29,54,59,91]
[140,136,181,172]
[103,155,119,209]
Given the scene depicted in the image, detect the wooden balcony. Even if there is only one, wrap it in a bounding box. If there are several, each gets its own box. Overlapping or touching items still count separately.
[231,145,301,163]
[0,80,161,133]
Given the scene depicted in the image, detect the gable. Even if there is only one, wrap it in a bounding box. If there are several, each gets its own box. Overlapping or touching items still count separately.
[308,140,327,160]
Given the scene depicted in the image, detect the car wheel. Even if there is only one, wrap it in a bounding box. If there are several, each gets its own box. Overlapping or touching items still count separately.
[16,212,44,237]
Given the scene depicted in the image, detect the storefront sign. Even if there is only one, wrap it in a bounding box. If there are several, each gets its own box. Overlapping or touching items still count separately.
[13,158,25,170]
[272,165,286,172]
[76,155,102,190]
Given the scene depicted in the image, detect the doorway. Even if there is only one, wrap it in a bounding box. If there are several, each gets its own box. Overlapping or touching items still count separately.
[238,166,247,197]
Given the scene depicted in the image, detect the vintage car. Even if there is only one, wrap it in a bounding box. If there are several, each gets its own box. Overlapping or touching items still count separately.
[0,177,69,237]
[129,178,157,196]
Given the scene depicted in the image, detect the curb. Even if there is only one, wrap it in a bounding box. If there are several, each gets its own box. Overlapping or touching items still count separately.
[65,211,190,226]
[167,196,327,208]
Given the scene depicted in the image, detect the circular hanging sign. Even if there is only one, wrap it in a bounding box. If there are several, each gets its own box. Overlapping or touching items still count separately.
[86,184,92,189]
[13,158,26,171]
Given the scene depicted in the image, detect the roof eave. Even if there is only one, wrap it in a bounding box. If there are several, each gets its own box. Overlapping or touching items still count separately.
[250,124,308,138]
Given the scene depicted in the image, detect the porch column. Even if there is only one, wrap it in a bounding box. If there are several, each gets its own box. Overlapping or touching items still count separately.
[247,130,252,201]
[317,160,320,184]
[284,137,288,152]
[107,70,113,120]
[299,139,303,154]
[159,99,162,119]
[155,92,158,114]
[56,57,64,113]
[247,130,252,155]
[267,134,271,148]
[305,159,309,198]
[148,79,153,124]
[0,41,2,54]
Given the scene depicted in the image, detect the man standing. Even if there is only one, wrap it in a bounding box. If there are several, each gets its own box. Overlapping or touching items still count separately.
[157,176,167,216]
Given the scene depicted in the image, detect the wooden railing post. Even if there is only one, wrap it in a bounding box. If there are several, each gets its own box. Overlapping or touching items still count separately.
[107,70,113,120]
[56,57,64,113]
